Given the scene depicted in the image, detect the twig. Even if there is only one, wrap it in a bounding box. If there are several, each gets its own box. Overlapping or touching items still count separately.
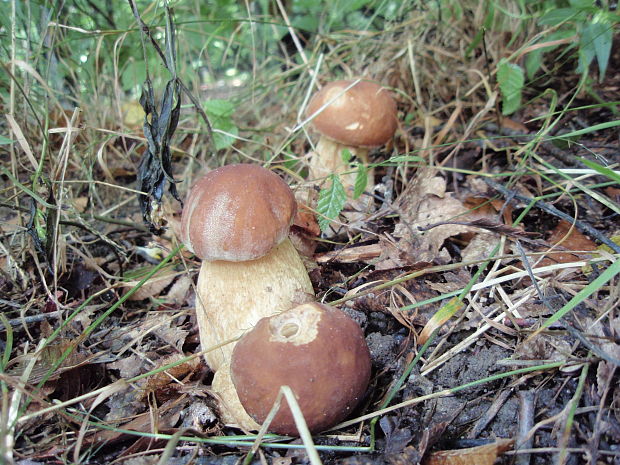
[0,310,65,332]
[485,178,620,254]
[515,241,620,366]
[468,388,513,439]
[516,390,535,465]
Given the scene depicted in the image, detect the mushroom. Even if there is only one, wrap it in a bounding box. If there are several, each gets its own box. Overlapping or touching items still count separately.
[230,301,371,435]
[180,163,314,429]
[306,79,397,190]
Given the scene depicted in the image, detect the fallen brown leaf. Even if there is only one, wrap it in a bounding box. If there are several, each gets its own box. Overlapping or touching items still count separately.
[423,438,513,465]
[123,270,180,301]
[392,169,478,265]
[140,354,202,401]
[533,219,597,270]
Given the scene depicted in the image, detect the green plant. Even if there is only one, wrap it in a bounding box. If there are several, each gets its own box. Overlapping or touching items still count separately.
[497,0,618,115]
[530,0,617,80]
[204,99,239,150]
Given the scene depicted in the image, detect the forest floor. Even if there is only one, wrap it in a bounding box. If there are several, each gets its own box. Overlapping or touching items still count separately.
[2,3,620,465]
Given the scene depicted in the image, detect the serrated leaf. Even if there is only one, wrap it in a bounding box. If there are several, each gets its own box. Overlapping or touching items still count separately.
[341,148,352,163]
[353,163,368,199]
[497,60,524,115]
[317,175,346,232]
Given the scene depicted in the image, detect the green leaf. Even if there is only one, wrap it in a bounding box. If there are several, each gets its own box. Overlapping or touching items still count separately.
[121,59,147,93]
[578,23,595,73]
[569,0,595,8]
[341,148,353,163]
[578,157,620,184]
[465,6,495,58]
[204,99,235,117]
[497,60,524,115]
[204,99,238,150]
[340,0,371,14]
[0,135,14,145]
[584,19,613,80]
[317,175,346,232]
[538,257,620,333]
[525,30,576,79]
[353,163,368,199]
[538,8,582,26]
[547,119,620,139]
[292,14,320,33]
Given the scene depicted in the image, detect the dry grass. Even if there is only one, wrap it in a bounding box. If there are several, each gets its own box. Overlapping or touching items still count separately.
[2,1,619,464]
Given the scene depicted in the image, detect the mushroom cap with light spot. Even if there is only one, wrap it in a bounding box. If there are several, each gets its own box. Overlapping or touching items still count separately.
[180,164,297,262]
[230,302,372,435]
[306,80,397,148]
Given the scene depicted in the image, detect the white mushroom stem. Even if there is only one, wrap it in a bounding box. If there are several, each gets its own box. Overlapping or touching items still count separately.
[211,369,256,429]
[195,238,314,429]
[309,137,370,191]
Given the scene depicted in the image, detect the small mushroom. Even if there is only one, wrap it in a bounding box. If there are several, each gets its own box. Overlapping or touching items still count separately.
[306,79,397,190]
[230,302,371,435]
[180,164,314,429]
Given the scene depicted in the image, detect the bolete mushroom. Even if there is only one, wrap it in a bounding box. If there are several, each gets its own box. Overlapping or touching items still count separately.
[230,301,371,435]
[180,163,314,429]
[306,79,397,189]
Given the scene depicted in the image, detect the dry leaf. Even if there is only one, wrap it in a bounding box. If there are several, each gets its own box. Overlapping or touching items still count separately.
[165,274,192,306]
[393,170,475,264]
[273,458,293,465]
[418,297,463,345]
[140,354,201,399]
[604,186,620,202]
[122,100,146,129]
[460,232,501,263]
[94,396,187,445]
[316,243,382,264]
[294,201,321,236]
[500,117,529,132]
[108,354,149,379]
[423,438,513,465]
[123,270,179,301]
[8,338,92,384]
[587,314,620,397]
[539,220,597,267]
[514,333,574,363]
[150,313,190,351]
[72,196,89,213]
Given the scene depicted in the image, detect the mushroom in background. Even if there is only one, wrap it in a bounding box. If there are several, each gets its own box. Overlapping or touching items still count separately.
[306,79,397,191]
[180,163,315,430]
[231,301,372,436]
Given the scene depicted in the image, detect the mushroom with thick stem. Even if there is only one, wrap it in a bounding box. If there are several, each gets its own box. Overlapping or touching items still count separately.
[180,163,315,430]
[230,301,372,436]
[306,79,397,190]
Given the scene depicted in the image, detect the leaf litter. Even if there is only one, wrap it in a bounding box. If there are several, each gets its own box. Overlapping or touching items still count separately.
[3,2,620,465]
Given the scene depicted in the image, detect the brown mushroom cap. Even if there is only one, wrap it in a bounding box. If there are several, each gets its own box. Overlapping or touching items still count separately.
[306,80,397,148]
[180,164,296,262]
[230,302,371,435]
